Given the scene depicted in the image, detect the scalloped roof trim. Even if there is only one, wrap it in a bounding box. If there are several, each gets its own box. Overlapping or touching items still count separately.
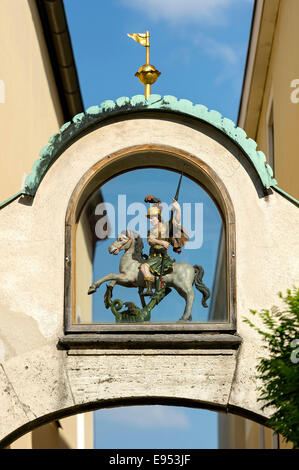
[23,94,277,196]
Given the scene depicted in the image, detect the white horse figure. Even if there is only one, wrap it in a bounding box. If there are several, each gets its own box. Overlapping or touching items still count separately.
[88,230,210,322]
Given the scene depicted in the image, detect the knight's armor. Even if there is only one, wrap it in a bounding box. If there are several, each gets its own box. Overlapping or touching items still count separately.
[143,222,173,277]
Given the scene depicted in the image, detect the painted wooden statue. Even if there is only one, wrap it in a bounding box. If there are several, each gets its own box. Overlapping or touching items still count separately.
[140,197,182,296]
[88,176,210,322]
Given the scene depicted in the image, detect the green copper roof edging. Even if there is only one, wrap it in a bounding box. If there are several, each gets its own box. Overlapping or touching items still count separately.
[4,94,297,207]
[22,95,277,196]
[272,186,298,206]
[0,191,24,210]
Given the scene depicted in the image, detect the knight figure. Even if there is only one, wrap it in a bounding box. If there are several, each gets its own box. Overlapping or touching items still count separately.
[140,196,188,296]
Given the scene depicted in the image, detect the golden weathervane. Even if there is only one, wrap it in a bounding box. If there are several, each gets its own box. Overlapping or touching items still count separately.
[127,31,161,99]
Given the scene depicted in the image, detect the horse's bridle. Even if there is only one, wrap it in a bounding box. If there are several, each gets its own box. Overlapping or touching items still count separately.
[112,236,133,252]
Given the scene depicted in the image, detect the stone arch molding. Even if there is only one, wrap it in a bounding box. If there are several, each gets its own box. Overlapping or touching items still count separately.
[63,143,237,336]
[0,101,298,447]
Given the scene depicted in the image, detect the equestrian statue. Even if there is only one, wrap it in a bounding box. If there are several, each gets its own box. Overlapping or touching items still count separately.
[88,173,210,323]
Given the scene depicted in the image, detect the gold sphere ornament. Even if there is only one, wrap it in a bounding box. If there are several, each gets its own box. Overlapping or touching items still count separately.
[135,64,161,86]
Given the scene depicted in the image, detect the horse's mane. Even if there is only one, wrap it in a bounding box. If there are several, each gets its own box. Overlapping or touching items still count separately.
[120,230,144,263]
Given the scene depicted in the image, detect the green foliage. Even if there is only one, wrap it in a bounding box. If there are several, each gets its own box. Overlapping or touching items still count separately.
[244,287,299,448]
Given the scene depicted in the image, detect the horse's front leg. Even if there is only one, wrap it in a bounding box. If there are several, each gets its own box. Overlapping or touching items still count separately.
[88,273,128,295]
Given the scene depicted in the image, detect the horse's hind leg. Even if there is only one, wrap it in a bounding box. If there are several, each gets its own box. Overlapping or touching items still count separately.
[179,288,194,322]
[171,283,194,322]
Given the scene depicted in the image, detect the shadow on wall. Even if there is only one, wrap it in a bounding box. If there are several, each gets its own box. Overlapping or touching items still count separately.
[31,422,71,449]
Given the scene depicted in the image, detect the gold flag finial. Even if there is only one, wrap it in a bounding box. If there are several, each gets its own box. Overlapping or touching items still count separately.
[127,33,149,48]
[127,30,161,99]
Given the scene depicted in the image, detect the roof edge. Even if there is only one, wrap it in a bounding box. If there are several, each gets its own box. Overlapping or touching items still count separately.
[272,187,298,206]
[20,94,277,197]
[237,0,280,134]
[35,0,84,121]
[0,191,24,210]
[0,95,279,208]
[237,0,263,128]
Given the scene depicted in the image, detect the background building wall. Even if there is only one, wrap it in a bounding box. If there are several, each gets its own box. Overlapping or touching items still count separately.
[0,0,93,448]
[9,412,94,449]
[256,0,299,199]
[0,0,64,203]
[219,0,299,450]
[218,414,293,449]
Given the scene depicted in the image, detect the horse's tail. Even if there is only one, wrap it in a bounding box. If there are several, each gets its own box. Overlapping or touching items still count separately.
[193,265,210,308]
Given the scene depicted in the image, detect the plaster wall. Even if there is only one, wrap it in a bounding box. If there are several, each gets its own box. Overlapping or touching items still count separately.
[0,116,298,445]
[255,0,299,200]
[0,0,63,203]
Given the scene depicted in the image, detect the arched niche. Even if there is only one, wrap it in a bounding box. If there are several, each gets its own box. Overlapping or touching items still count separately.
[64,145,236,340]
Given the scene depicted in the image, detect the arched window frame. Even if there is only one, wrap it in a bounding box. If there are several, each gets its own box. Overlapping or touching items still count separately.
[61,145,239,349]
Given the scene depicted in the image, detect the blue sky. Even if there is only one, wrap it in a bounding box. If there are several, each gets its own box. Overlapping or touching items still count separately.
[64,0,253,122]
[94,405,218,449]
[64,0,254,450]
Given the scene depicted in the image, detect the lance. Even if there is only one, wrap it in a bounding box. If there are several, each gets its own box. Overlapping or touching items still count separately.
[169,168,189,254]
[168,170,183,239]
[158,170,184,289]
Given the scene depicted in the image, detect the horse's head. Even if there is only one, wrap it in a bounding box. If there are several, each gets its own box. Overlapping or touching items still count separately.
[108,230,141,256]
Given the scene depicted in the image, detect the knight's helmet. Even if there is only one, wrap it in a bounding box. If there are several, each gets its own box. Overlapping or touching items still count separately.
[144,195,162,220]
[146,205,161,219]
